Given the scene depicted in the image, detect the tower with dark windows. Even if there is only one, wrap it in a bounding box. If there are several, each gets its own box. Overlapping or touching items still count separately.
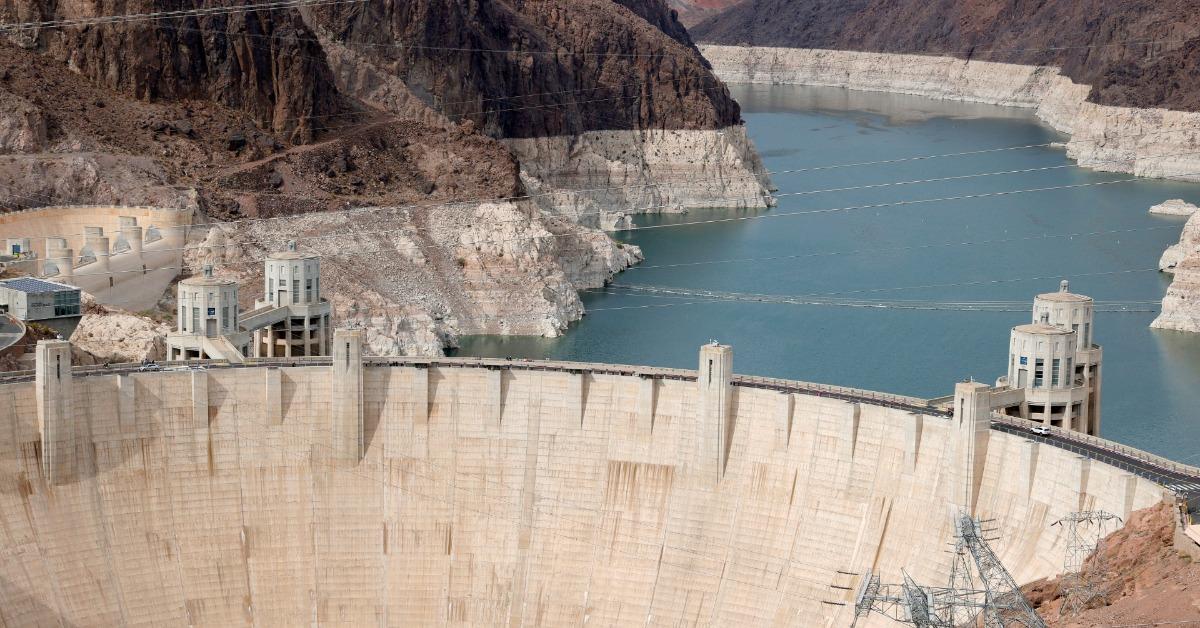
[996,281,1102,434]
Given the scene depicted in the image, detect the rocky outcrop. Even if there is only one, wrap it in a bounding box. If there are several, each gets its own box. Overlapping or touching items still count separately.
[306,0,739,138]
[188,200,641,356]
[1150,199,1200,217]
[305,0,771,217]
[1153,211,1200,331]
[1,0,344,143]
[70,298,170,363]
[0,88,46,153]
[505,126,772,228]
[1022,502,1200,625]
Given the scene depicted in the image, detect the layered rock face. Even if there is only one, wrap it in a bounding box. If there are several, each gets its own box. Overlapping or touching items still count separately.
[700,46,1200,183]
[1152,211,1200,331]
[0,1,766,354]
[305,0,772,216]
[693,0,1200,113]
[1,0,342,143]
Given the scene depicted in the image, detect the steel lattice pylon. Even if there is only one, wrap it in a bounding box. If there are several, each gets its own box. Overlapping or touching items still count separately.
[955,515,1047,628]
[850,514,1046,628]
[851,570,992,628]
[1052,511,1122,616]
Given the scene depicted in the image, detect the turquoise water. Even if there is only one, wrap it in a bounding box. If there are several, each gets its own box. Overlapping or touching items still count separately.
[456,84,1200,463]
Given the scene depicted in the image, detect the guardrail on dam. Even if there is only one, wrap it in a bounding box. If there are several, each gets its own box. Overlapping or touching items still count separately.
[0,336,1187,626]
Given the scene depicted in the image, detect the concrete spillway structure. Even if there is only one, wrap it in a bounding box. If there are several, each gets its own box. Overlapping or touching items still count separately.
[0,341,1172,626]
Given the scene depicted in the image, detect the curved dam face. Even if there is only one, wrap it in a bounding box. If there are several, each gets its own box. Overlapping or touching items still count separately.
[0,343,1166,627]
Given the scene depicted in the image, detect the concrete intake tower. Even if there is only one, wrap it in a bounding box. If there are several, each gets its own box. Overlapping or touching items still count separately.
[0,336,1188,627]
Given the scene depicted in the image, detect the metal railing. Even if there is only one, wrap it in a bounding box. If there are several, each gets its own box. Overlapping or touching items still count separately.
[1,355,1196,488]
[990,413,1200,480]
[732,374,949,417]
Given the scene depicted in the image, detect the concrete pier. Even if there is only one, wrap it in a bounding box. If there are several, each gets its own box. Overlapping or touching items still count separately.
[44,246,73,280]
[330,328,364,462]
[698,342,734,481]
[35,340,75,484]
[953,381,992,513]
[84,233,111,277]
[121,224,144,259]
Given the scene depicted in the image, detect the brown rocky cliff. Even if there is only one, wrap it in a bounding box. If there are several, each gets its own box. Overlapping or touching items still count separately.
[0,0,344,143]
[307,0,742,138]
[692,0,1200,112]
[1021,502,1200,625]
[667,0,746,28]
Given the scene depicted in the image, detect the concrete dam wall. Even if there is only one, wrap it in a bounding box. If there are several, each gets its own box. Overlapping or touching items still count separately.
[0,341,1167,627]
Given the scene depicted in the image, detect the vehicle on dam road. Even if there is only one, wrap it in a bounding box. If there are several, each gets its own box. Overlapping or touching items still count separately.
[1030,425,1051,436]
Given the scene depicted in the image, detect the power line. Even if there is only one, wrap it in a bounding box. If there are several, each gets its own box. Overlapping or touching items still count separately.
[13,2,1194,63]
[581,269,1164,314]
[0,0,367,32]
[8,127,1193,249]
[628,226,1182,271]
[27,165,1194,291]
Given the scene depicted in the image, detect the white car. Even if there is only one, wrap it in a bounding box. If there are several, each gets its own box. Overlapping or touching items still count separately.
[1030,425,1051,436]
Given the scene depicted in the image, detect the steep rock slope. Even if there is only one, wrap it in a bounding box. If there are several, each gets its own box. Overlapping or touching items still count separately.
[1022,502,1200,625]
[305,0,772,226]
[667,0,746,28]
[693,0,1200,112]
[308,0,738,137]
[0,0,343,143]
[3,1,774,352]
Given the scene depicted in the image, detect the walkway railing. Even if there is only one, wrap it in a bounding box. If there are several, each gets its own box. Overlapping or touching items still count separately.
[1,356,1196,488]
[990,414,1200,479]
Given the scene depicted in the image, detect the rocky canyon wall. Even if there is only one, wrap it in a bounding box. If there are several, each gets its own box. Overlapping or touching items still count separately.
[305,0,772,219]
[0,1,771,356]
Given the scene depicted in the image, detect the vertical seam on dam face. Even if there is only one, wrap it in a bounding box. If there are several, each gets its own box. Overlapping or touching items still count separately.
[508,374,542,628]
[4,353,1178,626]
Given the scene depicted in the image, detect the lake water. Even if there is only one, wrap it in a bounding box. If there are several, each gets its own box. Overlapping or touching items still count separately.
[456,84,1200,463]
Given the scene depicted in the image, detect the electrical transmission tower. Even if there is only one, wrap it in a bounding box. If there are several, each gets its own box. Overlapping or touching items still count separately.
[850,514,1046,628]
[851,569,993,627]
[1052,511,1122,616]
[955,514,1047,628]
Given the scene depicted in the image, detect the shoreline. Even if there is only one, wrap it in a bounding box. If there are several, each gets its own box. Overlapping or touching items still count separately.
[700,45,1200,182]
[699,44,1200,334]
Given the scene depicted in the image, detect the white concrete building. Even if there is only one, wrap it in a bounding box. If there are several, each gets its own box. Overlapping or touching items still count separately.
[992,280,1103,434]
[0,277,83,337]
[165,265,249,361]
[246,242,331,358]
[165,243,333,362]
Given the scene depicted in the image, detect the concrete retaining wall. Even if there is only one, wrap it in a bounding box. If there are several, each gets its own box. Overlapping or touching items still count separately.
[0,360,1165,626]
[0,205,193,259]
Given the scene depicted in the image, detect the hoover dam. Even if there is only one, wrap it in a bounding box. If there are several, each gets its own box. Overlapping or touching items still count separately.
[1,334,1193,627]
